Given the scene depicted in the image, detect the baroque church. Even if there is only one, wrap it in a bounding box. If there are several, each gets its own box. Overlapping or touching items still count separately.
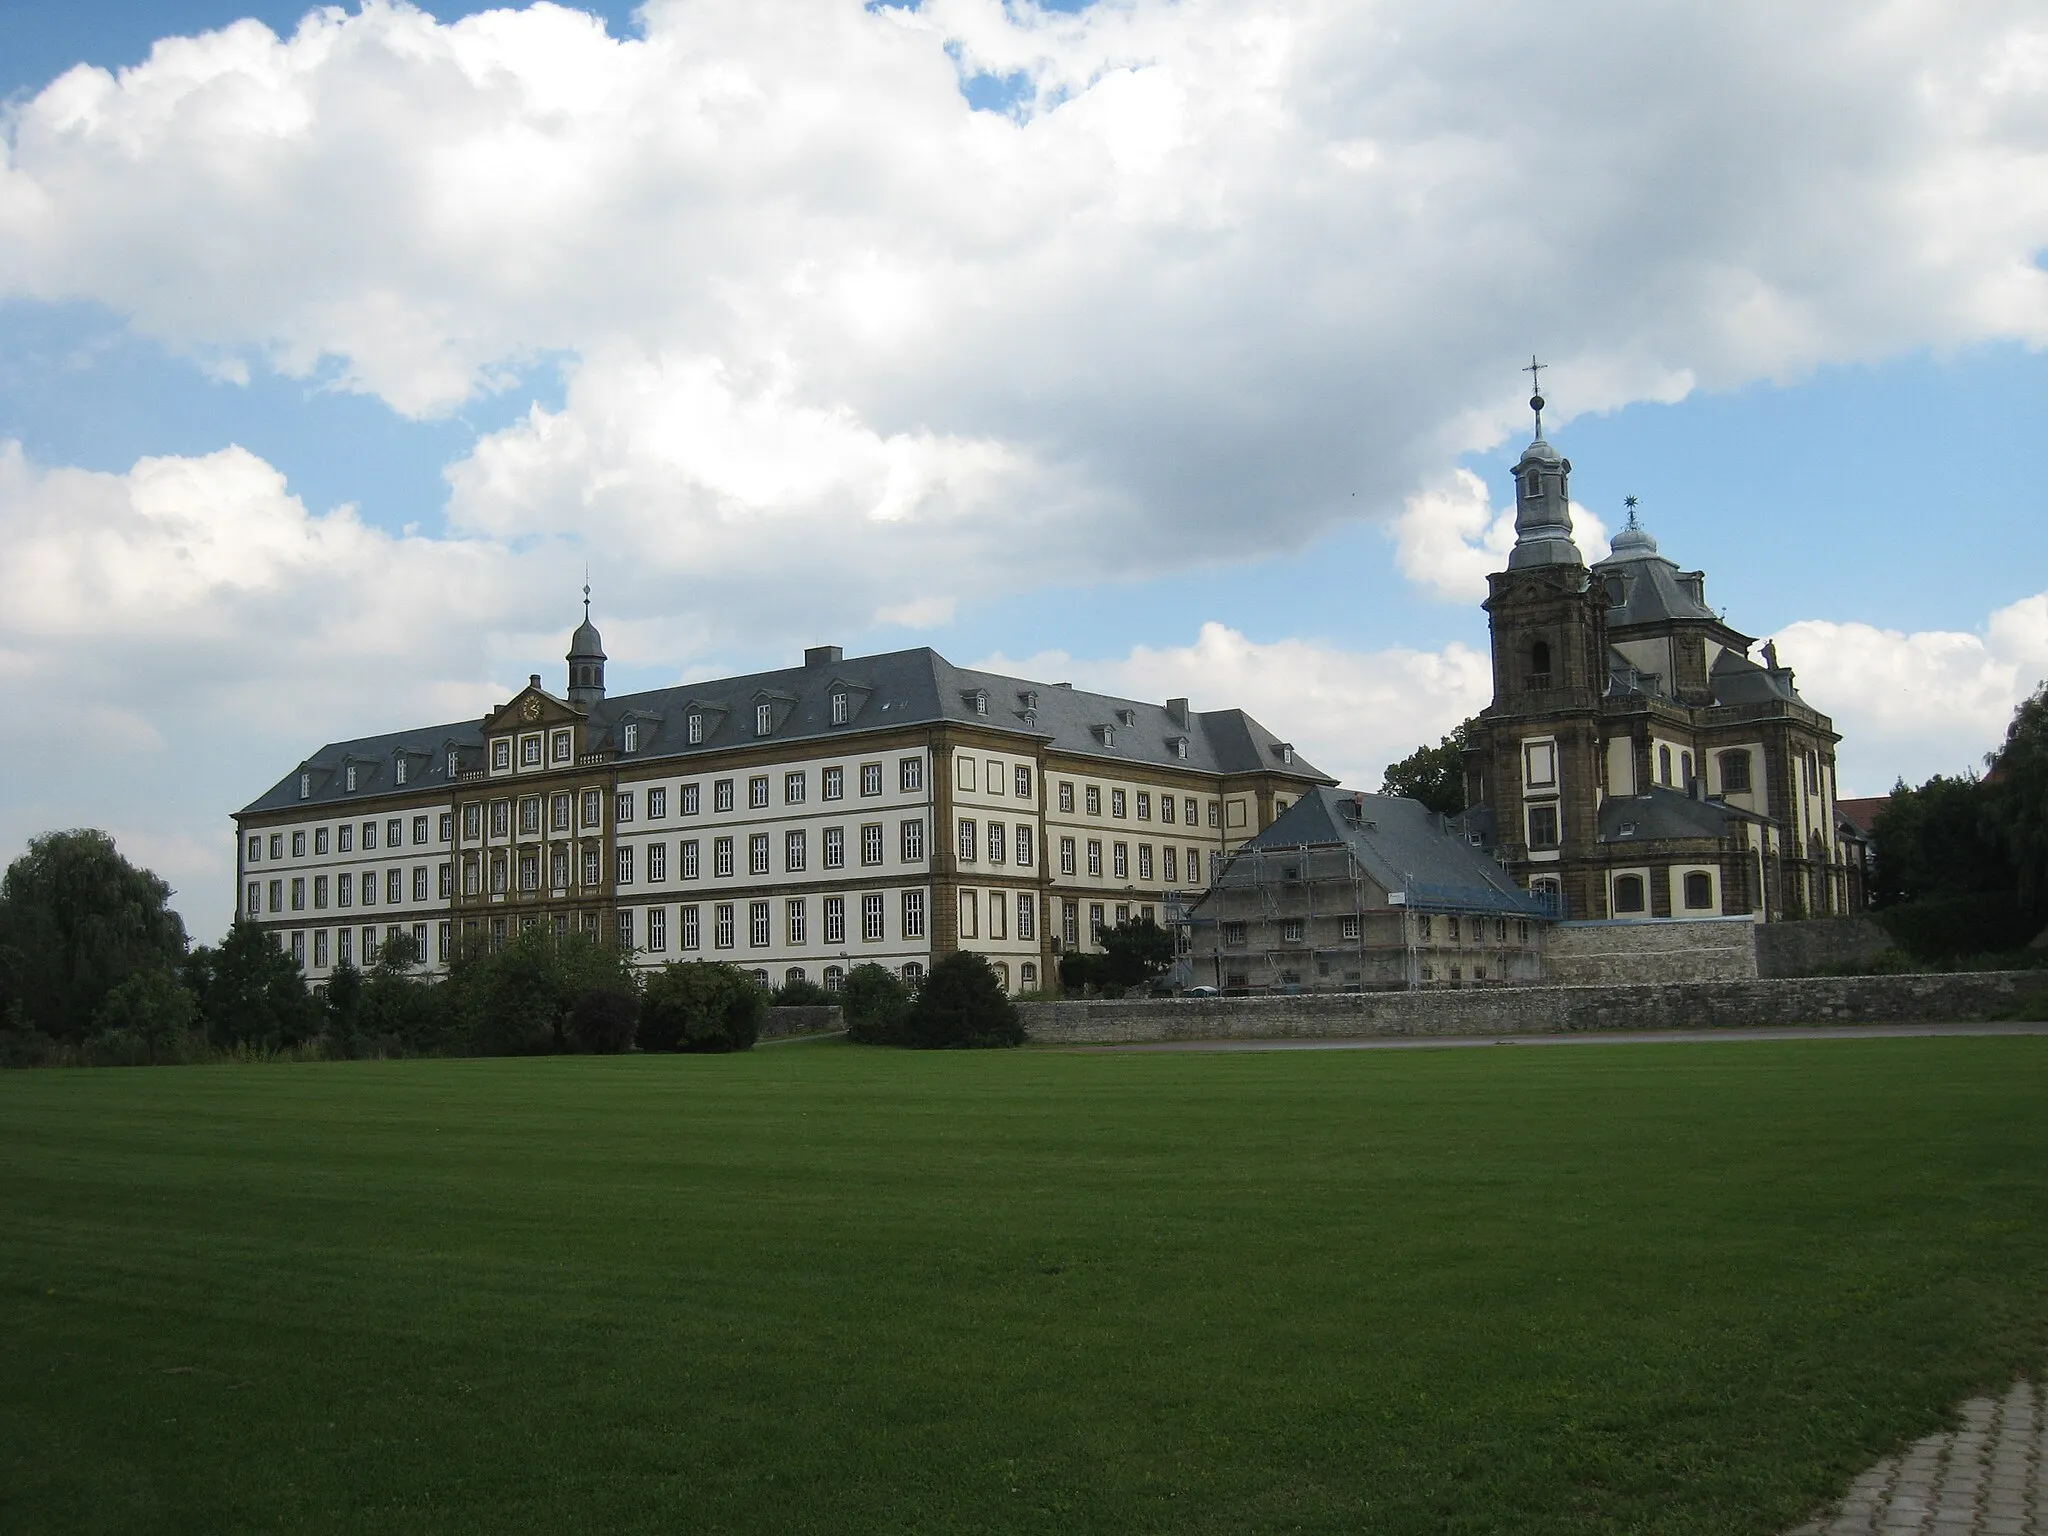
[1459,382,1867,922]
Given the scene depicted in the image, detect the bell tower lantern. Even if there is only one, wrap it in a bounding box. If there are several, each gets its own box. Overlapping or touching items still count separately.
[566,584,606,708]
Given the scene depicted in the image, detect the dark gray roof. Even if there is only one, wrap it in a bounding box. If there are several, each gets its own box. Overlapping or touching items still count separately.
[1708,647,1804,706]
[1598,786,1768,844]
[241,646,1330,816]
[1241,787,1548,916]
[239,718,487,815]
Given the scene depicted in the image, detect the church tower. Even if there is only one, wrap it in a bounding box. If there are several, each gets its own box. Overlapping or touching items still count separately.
[1470,365,1608,914]
[566,586,606,708]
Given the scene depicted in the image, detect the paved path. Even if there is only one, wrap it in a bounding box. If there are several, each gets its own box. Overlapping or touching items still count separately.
[1788,1378,2045,1535]
[1058,1021,2048,1054]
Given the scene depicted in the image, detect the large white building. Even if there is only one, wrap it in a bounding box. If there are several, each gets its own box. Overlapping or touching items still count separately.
[233,607,1332,991]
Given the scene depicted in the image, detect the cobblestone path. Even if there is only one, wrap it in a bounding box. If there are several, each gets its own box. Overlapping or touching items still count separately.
[1788,1379,2043,1534]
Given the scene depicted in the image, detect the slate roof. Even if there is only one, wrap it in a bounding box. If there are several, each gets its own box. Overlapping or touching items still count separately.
[1240,787,1549,916]
[1708,647,1805,706]
[240,646,1331,816]
[1592,522,1752,640]
[1597,785,1769,844]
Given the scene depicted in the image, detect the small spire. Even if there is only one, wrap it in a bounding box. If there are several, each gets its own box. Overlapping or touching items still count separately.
[582,566,591,622]
[1623,494,1640,531]
[1522,354,1547,437]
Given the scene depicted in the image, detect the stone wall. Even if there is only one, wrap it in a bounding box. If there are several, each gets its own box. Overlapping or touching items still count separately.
[1019,972,2040,1045]
[1754,916,1893,978]
[761,1005,844,1039]
[1546,916,1759,984]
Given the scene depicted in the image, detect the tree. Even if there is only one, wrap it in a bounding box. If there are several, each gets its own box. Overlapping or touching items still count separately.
[902,952,1024,1049]
[190,919,320,1048]
[0,829,189,1039]
[839,962,911,1045]
[1380,720,1475,815]
[1099,916,1176,990]
[639,961,763,1053]
[568,987,640,1053]
[1869,774,2011,908]
[92,966,202,1064]
[1990,681,2048,908]
[448,926,637,1055]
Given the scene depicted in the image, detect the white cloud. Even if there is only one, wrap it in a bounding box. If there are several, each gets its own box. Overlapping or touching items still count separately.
[1387,468,1612,603]
[981,621,1493,792]
[1776,593,2048,793]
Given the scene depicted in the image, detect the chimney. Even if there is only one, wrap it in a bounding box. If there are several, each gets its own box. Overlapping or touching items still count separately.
[528,674,541,690]
[1166,697,1189,728]
[804,645,843,668]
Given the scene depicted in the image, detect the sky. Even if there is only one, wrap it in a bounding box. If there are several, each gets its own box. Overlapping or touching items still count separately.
[2,0,2046,944]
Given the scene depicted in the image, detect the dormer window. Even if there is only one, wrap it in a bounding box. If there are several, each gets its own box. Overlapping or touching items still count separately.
[1019,690,1039,711]
[755,702,772,737]
[623,722,638,753]
[687,712,703,745]
[1172,736,1189,760]
[1117,709,1137,728]
[831,691,849,726]
[346,765,359,792]
[1100,724,1115,748]
[1280,743,1294,765]
[447,750,459,778]
[299,772,311,800]
[973,690,989,718]
[395,758,408,786]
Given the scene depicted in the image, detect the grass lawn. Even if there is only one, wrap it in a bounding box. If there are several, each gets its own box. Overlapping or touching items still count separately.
[3,1036,2047,1535]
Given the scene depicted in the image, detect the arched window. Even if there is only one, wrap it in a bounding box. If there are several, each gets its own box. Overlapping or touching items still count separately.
[1720,750,1752,793]
[785,967,806,987]
[823,965,845,992]
[902,961,924,986]
[1530,640,1552,681]
[1658,745,1673,785]
[1681,750,1694,786]
[1684,872,1714,910]
[1614,874,1646,914]
[994,962,1011,991]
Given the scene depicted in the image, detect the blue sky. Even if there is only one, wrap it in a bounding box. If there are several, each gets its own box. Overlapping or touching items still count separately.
[3,0,2045,938]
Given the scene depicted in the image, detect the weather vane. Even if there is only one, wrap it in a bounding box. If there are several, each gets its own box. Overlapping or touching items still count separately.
[1623,494,1640,530]
[1522,354,1547,436]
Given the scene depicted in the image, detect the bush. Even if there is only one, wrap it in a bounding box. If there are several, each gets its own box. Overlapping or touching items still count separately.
[1876,895,2045,962]
[569,987,641,1054]
[770,977,834,1007]
[840,963,911,1045]
[92,965,203,1064]
[902,952,1024,1050]
[448,927,637,1055]
[639,962,763,1053]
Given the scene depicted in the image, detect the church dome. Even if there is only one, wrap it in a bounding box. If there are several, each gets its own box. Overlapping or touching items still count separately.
[1518,435,1563,465]
[1606,522,1659,560]
[569,615,605,660]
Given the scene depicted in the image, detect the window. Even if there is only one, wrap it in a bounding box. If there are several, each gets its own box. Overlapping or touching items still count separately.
[898,820,922,862]
[861,893,885,941]
[387,869,402,904]
[714,779,735,812]
[1086,786,1102,816]
[681,905,701,950]
[786,898,806,945]
[902,961,924,985]
[902,890,925,939]
[1282,919,1305,943]
[341,823,357,852]
[1112,789,1128,818]
[861,824,884,866]
[831,691,849,725]
[1207,851,1223,883]
[338,873,354,907]
[248,835,263,862]
[519,735,541,768]
[750,834,770,876]
[1086,839,1102,876]
[1613,874,1646,914]
[290,877,306,911]
[1062,901,1079,947]
[1090,903,1105,940]
[714,903,735,949]
[1523,740,1557,788]
[1204,800,1218,828]
[267,878,285,913]
[438,813,453,843]
[988,892,1006,940]
[286,830,305,859]
[824,897,846,945]
[1014,765,1032,799]
[1017,894,1035,942]
[958,819,978,862]
[616,845,635,885]
[552,730,573,763]
[582,848,601,886]
[823,766,844,800]
[1014,826,1033,867]
[1058,782,1075,813]
[824,827,846,869]
[1659,745,1673,785]
[1162,847,1178,884]
[1137,844,1153,881]
[714,837,734,878]
[1060,837,1077,875]
[438,863,453,898]
[1720,750,1752,793]
[957,756,977,792]
[622,723,638,754]
[412,866,428,901]
[824,965,845,992]
[860,763,882,797]
[1112,842,1128,878]
[1684,871,1714,910]
[246,881,261,916]
[1682,751,1695,787]
[959,889,978,939]
[1136,792,1151,820]
[299,771,313,800]
[549,848,568,889]
[1341,915,1362,940]
[616,791,635,824]
[289,930,305,968]
[687,712,704,745]
[487,804,507,839]
[649,908,668,952]
[1527,805,1560,849]
[901,757,923,793]
[648,786,667,820]
[493,740,511,771]
[520,797,542,836]
[987,822,1006,864]
[1102,725,1116,748]
[681,840,700,880]
[785,829,806,872]
[582,790,603,827]
[1020,960,1039,988]
[756,702,773,736]
[611,908,633,950]
[749,776,770,810]
[677,783,700,817]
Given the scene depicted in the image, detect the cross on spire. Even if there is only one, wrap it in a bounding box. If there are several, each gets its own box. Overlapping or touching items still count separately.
[582,567,591,621]
[1522,354,1547,437]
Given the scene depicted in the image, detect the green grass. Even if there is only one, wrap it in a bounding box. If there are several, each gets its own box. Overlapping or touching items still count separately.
[3,1039,2047,1535]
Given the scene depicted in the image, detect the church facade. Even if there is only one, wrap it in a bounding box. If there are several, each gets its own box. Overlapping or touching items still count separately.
[1459,391,1865,922]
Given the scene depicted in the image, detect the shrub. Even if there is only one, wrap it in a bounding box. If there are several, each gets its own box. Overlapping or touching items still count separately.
[1876,895,2044,962]
[92,965,203,1064]
[640,962,763,1053]
[840,963,911,1045]
[770,977,834,1007]
[902,951,1024,1050]
[569,987,641,1054]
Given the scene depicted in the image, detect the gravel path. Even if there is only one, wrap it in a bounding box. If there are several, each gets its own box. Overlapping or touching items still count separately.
[1788,1378,2044,1535]
[1057,1022,2048,1053]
